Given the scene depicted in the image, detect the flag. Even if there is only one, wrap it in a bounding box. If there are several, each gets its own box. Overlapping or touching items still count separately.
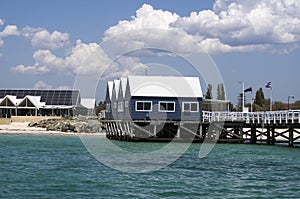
[244,86,252,93]
[265,81,272,89]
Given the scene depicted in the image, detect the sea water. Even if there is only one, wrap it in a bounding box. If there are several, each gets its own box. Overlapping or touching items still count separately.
[0,134,299,198]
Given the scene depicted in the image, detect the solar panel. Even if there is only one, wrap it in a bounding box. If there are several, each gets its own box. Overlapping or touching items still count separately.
[0,89,80,106]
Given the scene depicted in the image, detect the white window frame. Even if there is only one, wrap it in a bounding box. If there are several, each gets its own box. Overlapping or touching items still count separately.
[158,101,175,112]
[125,101,129,108]
[118,102,124,112]
[106,103,111,113]
[182,102,199,112]
[135,101,152,112]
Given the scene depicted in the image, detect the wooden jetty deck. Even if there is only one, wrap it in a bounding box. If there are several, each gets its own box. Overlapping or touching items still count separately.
[104,110,300,147]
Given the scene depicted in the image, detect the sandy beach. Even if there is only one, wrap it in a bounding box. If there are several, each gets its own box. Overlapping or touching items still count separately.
[0,122,106,136]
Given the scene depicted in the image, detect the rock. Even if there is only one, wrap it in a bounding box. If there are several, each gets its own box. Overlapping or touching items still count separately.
[29,117,104,133]
[28,121,38,127]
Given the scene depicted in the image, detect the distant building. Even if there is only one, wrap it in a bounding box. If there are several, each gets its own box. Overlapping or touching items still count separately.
[0,89,95,117]
[105,76,203,121]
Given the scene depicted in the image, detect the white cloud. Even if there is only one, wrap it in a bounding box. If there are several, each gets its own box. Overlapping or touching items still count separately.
[0,25,20,37]
[33,80,53,89]
[33,80,71,90]
[30,29,69,50]
[0,19,4,26]
[0,25,20,47]
[103,2,300,54]
[56,85,71,90]
[11,40,111,75]
[22,26,44,38]
[104,4,179,40]
[12,39,148,79]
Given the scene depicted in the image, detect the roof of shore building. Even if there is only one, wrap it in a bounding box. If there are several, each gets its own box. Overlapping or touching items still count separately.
[127,76,203,98]
[0,89,80,106]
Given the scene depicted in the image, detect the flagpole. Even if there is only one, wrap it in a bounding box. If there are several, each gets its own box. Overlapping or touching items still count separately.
[239,81,246,112]
[270,88,272,111]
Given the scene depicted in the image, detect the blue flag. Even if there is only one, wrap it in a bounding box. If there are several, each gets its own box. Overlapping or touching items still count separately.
[265,82,272,89]
[244,86,252,93]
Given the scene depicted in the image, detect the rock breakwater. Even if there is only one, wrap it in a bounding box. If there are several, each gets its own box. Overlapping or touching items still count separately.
[28,117,105,133]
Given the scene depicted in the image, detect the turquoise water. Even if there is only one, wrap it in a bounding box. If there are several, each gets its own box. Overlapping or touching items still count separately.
[0,135,300,198]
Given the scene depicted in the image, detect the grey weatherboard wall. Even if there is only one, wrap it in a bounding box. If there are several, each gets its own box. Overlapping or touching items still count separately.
[128,96,202,121]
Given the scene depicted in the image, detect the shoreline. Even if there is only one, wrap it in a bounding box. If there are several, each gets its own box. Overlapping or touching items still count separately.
[0,122,106,136]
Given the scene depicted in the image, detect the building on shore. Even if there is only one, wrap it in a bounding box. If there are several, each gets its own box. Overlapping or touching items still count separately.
[0,89,96,117]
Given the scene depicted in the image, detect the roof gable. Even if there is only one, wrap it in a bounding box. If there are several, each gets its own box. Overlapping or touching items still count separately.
[113,79,120,100]
[120,77,127,98]
[107,81,113,100]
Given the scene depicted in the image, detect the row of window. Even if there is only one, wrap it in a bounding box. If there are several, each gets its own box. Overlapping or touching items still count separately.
[107,101,199,113]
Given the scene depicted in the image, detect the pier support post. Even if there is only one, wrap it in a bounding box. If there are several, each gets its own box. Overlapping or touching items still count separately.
[250,127,257,144]
[239,126,244,140]
[289,127,294,147]
[266,127,271,145]
[271,128,275,145]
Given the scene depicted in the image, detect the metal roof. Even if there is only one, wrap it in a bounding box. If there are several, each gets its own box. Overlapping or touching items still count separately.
[113,79,120,99]
[127,76,203,98]
[107,81,114,100]
[120,77,127,98]
[0,89,80,106]
[80,98,96,109]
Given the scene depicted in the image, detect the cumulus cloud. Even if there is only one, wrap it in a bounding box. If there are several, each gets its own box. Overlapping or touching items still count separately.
[12,39,148,79]
[104,4,179,40]
[104,1,300,54]
[0,24,20,47]
[0,19,4,26]
[21,26,69,50]
[33,80,70,90]
[34,80,53,89]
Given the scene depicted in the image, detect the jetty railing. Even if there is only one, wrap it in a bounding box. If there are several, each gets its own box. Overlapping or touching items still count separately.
[202,110,300,124]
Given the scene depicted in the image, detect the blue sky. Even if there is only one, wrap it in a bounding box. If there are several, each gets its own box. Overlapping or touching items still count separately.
[0,0,300,106]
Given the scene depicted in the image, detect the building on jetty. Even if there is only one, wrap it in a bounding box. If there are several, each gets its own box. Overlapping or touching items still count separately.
[105,75,204,141]
[0,89,95,117]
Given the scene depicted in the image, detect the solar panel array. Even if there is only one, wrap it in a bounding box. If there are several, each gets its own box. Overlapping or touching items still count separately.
[0,90,80,106]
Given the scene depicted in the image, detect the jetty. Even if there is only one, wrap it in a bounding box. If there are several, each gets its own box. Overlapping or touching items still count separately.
[104,75,300,147]
[104,110,300,147]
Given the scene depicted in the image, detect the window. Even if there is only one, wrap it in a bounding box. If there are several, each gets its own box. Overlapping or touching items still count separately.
[118,102,124,112]
[182,102,199,112]
[159,101,175,112]
[135,101,152,111]
[106,103,111,112]
[113,102,117,109]
[125,101,129,108]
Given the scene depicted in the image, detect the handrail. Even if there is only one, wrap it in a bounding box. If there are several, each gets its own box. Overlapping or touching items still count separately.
[202,110,300,124]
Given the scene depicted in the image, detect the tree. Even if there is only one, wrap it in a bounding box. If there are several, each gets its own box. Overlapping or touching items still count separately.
[254,88,265,107]
[205,84,213,100]
[291,100,300,109]
[217,83,225,100]
[272,101,286,110]
[95,101,106,115]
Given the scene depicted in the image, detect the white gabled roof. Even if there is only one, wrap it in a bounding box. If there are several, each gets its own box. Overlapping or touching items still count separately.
[120,77,127,98]
[81,98,96,109]
[113,79,120,99]
[127,76,203,98]
[0,95,22,106]
[19,95,46,108]
[107,81,114,100]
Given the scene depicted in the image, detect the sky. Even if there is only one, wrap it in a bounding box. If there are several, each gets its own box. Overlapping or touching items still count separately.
[0,0,300,106]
